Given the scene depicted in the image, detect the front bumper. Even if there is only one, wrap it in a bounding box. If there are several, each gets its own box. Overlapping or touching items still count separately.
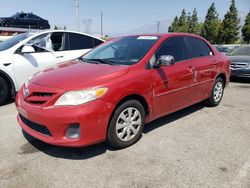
[16,91,114,147]
[230,68,250,78]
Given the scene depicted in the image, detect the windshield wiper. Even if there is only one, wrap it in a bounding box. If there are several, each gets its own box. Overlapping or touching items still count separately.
[82,58,116,65]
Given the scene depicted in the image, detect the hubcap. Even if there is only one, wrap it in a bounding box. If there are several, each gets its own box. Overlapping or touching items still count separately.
[116,107,142,142]
[213,82,223,103]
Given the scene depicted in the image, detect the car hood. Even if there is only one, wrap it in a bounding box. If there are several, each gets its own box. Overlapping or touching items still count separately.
[229,56,250,63]
[0,17,11,20]
[30,60,130,91]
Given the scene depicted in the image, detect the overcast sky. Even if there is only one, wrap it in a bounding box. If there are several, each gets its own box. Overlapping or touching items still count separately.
[1,0,249,36]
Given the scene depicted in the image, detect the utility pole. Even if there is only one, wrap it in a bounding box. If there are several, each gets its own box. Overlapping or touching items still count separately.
[157,21,160,33]
[83,19,92,34]
[75,0,80,31]
[101,12,103,38]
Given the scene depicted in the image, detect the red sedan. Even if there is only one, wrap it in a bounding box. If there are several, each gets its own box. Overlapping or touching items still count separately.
[16,33,231,149]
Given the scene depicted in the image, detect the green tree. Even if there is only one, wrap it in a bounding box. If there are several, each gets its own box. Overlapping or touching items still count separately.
[176,9,189,32]
[188,8,200,34]
[217,0,240,44]
[201,3,221,44]
[63,26,67,30]
[242,12,250,44]
[54,25,59,30]
[168,16,179,32]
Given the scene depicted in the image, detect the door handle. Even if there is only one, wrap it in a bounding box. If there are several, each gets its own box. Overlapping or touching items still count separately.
[187,66,195,73]
[56,56,64,58]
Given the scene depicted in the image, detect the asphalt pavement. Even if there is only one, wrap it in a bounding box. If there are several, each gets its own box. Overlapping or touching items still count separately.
[0,79,250,188]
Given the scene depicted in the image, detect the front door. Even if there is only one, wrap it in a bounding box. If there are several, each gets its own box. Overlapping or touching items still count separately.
[12,32,67,90]
[150,37,195,117]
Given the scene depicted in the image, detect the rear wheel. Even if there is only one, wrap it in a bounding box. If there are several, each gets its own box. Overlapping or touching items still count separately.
[205,77,224,107]
[107,100,145,149]
[0,77,10,106]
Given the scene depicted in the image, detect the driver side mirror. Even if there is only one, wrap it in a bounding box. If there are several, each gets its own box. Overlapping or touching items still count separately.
[21,45,35,53]
[154,55,175,67]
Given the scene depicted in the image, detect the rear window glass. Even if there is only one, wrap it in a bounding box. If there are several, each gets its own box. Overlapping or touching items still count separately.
[188,37,213,58]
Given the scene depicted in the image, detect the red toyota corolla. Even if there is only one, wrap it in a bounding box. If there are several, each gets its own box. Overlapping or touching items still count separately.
[16,33,230,149]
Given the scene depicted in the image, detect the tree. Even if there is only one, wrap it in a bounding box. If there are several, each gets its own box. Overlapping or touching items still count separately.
[63,26,67,30]
[188,8,200,34]
[201,3,221,44]
[217,0,240,44]
[176,9,189,32]
[242,12,250,44]
[168,16,179,32]
[54,25,59,30]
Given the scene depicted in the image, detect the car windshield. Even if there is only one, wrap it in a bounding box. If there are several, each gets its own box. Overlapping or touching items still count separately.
[11,13,19,17]
[217,47,230,53]
[229,46,250,56]
[0,33,32,51]
[82,36,160,65]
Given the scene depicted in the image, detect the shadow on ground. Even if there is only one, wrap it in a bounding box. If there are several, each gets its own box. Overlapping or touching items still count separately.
[143,103,204,133]
[21,102,205,160]
[230,77,250,84]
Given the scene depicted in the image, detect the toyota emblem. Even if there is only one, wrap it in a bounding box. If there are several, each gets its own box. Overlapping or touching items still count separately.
[23,88,29,97]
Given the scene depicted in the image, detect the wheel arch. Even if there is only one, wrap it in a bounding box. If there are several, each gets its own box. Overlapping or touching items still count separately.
[216,72,227,87]
[0,70,16,97]
[106,94,150,134]
[114,94,150,116]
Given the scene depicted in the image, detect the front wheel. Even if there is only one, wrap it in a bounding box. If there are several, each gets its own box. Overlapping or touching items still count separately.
[107,100,145,149]
[205,77,224,107]
[2,21,9,27]
[0,77,10,106]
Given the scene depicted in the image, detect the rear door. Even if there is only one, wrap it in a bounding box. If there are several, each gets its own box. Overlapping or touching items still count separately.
[64,33,103,59]
[185,37,217,101]
[150,37,195,117]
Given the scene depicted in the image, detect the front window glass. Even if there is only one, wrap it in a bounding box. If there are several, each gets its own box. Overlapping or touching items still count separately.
[27,32,64,52]
[0,33,32,51]
[82,36,159,65]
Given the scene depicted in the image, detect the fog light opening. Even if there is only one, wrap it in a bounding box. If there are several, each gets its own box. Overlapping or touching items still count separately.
[65,123,80,139]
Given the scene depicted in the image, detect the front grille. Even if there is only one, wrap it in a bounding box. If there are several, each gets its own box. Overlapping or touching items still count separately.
[230,63,248,70]
[19,114,52,136]
[32,92,54,97]
[24,92,55,105]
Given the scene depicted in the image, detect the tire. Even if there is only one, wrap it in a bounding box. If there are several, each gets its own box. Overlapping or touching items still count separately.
[0,77,10,106]
[2,21,9,27]
[205,77,224,107]
[107,100,145,149]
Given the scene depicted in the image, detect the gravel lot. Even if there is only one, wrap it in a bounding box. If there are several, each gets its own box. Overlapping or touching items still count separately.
[0,79,250,188]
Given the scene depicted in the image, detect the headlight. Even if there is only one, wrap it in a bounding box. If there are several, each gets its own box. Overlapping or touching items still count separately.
[54,87,108,106]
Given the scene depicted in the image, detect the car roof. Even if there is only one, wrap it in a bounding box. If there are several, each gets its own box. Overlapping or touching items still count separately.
[117,33,206,40]
[26,30,105,42]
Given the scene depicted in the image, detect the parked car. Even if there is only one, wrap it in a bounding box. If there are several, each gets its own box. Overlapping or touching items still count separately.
[214,45,239,55]
[0,12,50,29]
[15,33,230,149]
[228,45,250,78]
[0,30,104,105]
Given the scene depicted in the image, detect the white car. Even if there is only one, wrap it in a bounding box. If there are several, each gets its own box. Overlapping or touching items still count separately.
[0,30,104,105]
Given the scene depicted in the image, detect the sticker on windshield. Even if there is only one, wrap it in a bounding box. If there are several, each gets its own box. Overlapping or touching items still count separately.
[137,36,158,40]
